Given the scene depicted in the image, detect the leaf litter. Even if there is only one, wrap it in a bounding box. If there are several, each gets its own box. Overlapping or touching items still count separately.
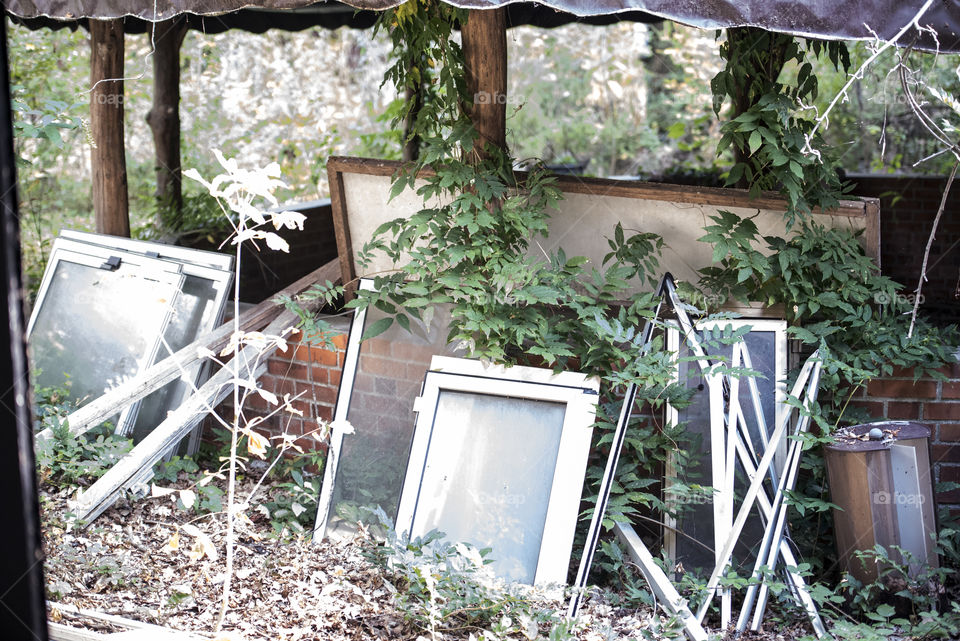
[40,475,679,640]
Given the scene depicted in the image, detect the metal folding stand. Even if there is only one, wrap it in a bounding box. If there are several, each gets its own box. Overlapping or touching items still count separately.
[693,353,824,633]
[566,273,826,640]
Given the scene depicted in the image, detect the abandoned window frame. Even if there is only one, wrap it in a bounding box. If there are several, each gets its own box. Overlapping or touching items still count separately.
[313,277,465,540]
[663,318,788,567]
[58,231,236,454]
[395,355,599,586]
[28,237,186,434]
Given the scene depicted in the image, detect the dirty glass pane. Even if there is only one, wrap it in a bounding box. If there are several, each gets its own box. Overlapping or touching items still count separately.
[129,273,222,443]
[412,390,566,584]
[326,304,465,535]
[673,326,779,574]
[29,257,181,428]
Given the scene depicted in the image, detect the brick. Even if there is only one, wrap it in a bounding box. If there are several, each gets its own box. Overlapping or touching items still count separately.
[267,359,289,376]
[375,376,398,396]
[315,405,333,422]
[406,361,430,381]
[936,362,960,378]
[931,443,960,464]
[941,465,960,484]
[849,400,885,418]
[364,337,394,357]
[924,402,960,421]
[362,355,406,378]
[245,393,269,411]
[302,383,337,406]
[352,371,375,392]
[940,424,960,442]
[888,365,917,378]
[942,381,960,399]
[262,375,297,398]
[268,361,311,382]
[886,401,921,420]
[867,379,938,399]
[274,341,295,358]
[314,365,340,385]
[360,393,400,416]
[392,341,435,362]
[310,346,340,366]
[331,333,349,349]
[293,343,311,363]
[327,367,341,387]
[936,470,960,503]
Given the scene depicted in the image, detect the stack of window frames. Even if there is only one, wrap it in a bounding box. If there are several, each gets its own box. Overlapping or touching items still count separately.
[28,231,233,453]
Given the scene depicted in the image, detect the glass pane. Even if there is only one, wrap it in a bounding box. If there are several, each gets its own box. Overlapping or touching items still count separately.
[30,259,180,428]
[413,390,566,584]
[129,273,222,443]
[673,326,779,574]
[326,305,465,534]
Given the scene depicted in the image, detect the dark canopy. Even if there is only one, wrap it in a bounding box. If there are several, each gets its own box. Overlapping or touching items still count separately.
[8,2,661,34]
[6,0,960,51]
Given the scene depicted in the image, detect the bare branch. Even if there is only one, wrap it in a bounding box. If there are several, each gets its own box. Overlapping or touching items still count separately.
[802,0,936,160]
[909,160,958,338]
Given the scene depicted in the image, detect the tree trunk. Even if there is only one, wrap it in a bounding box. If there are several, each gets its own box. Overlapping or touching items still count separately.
[146,18,187,216]
[725,27,789,188]
[89,19,130,237]
[401,84,422,163]
[461,8,507,162]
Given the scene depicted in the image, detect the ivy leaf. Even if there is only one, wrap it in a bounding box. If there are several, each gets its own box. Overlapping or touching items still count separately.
[361,316,394,341]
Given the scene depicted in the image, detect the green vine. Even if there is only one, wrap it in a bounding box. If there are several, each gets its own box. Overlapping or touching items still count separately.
[713,28,852,221]
[304,7,959,626]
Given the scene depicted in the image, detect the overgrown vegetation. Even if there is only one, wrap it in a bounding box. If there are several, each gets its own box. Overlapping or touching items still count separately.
[18,3,960,639]
[298,4,960,637]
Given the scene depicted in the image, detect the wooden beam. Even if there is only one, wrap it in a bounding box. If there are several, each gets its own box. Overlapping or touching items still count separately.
[461,8,507,160]
[613,522,708,641]
[36,259,340,442]
[49,601,208,640]
[146,17,188,215]
[74,357,265,523]
[89,19,130,237]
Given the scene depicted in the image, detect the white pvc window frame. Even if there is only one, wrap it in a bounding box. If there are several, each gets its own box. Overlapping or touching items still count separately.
[663,318,787,568]
[28,238,185,434]
[58,231,235,452]
[313,278,379,538]
[313,278,465,539]
[395,355,599,586]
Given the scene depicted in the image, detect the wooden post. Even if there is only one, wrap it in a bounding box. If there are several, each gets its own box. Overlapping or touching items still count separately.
[89,19,130,237]
[146,18,187,216]
[461,8,507,161]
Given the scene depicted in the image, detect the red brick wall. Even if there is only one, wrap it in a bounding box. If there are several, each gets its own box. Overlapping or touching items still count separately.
[852,360,960,511]
[206,323,349,452]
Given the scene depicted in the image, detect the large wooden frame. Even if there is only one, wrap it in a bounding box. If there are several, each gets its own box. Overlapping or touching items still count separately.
[328,156,881,294]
